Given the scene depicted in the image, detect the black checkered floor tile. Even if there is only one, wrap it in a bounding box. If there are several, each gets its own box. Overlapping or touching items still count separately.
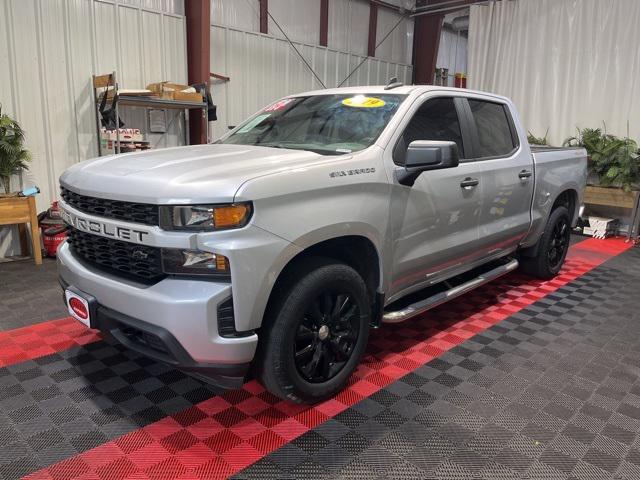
[234,246,640,479]
[0,340,223,479]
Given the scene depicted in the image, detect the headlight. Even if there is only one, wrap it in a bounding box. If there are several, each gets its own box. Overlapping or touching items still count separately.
[162,249,230,277]
[159,203,252,231]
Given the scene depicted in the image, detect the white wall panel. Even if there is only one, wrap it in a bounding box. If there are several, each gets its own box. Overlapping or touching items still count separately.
[375,8,414,65]
[211,0,259,32]
[94,1,119,74]
[119,5,144,88]
[209,23,412,140]
[142,10,164,83]
[0,0,187,256]
[269,0,320,45]
[328,0,369,56]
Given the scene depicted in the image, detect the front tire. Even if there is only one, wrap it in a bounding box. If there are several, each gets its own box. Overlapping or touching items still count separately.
[521,206,571,279]
[257,259,370,404]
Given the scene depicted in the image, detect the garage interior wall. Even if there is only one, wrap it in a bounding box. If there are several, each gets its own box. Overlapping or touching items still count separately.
[0,0,187,257]
[468,0,640,147]
[209,0,414,139]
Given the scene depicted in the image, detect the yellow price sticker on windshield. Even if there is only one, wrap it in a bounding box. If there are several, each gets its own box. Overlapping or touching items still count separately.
[342,96,386,108]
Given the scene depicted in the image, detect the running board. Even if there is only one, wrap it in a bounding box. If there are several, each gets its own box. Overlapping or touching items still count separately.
[382,258,519,324]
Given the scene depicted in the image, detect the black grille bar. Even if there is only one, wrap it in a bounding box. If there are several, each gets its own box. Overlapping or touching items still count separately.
[61,186,159,226]
[67,228,165,283]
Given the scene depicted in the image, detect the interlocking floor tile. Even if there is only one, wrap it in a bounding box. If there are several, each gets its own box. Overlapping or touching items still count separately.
[0,237,633,480]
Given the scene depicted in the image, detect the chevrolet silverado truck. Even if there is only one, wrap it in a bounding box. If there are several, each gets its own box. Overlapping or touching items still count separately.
[58,85,587,403]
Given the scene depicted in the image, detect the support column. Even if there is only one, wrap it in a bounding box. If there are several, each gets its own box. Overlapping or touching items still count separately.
[259,0,268,34]
[412,0,444,84]
[320,0,329,47]
[368,2,378,57]
[185,0,210,144]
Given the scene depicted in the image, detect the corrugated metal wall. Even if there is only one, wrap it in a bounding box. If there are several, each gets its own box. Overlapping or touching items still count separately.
[209,24,413,140]
[1,0,414,257]
[0,0,186,256]
[211,0,414,65]
[328,0,369,56]
[209,0,414,140]
[375,6,414,65]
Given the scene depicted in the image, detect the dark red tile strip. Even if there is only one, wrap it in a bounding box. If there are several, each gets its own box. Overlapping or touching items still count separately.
[23,238,632,480]
[0,317,100,367]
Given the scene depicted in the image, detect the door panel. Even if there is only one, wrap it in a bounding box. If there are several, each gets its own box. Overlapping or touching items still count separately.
[390,161,483,298]
[387,96,483,299]
[466,99,535,257]
[476,154,534,255]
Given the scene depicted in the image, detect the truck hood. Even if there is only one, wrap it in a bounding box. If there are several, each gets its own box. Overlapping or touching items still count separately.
[60,144,335,204]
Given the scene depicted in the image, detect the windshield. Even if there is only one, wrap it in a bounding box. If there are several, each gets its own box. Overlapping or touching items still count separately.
[220,93,406,155]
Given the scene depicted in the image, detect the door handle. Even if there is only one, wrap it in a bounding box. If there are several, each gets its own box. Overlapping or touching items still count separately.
[460,177,479,188]
[519,170,533,179]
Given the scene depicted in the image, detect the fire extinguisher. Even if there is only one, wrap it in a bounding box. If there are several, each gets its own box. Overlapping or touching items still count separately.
[42,225,68,258]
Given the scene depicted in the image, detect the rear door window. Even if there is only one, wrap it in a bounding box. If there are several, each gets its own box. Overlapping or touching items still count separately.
[467,100,517,158]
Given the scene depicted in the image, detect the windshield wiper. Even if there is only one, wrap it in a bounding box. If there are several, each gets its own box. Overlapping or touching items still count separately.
[256,143,284,149]
[254,142,348,156]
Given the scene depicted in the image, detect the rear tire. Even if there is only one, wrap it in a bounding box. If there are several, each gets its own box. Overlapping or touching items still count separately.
[256,258,370,404]
[521,206,571,280]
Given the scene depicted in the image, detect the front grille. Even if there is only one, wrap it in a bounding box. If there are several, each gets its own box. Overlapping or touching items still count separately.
[61,186,159,226]
[67,228,164,283]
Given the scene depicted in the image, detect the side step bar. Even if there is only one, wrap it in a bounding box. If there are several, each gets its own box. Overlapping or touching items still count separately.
[382,258,519,324]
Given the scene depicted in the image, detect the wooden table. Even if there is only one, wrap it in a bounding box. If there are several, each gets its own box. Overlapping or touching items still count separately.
[0,196,42,265]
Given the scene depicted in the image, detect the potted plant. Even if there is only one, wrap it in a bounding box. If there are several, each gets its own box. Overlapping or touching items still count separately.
[563,125,640,191]
[0,105,31,195]
[527,129,550,146]
[564,126,640,241]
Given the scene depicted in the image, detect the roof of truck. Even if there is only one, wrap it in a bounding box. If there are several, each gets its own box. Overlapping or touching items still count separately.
[292,85,512,103]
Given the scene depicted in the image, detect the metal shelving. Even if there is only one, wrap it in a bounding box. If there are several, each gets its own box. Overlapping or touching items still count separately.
[92,72,208,155]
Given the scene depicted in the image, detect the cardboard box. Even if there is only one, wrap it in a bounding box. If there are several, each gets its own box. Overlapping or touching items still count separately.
[101,128,143,142]
[173,90,203,102]
[146,82,193,100]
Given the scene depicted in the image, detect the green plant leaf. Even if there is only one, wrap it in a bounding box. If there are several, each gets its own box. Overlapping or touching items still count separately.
[0,105,31,192]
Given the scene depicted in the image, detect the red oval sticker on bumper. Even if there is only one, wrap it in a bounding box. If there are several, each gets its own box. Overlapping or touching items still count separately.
[69,297,88,320]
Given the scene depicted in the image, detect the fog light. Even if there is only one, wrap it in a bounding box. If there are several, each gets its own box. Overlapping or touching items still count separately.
[162,249,230,277]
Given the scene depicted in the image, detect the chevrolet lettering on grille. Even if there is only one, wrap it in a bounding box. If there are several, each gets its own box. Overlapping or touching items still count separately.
[61,206,150,244]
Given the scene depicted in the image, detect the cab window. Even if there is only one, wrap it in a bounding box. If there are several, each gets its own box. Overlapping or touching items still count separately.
[393,97,465,165]
[467,99,518,157]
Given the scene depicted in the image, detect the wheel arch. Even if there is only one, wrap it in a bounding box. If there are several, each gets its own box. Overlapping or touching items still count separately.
[260,233,384,333]
[551,188,579,225]
[520,187,578,258]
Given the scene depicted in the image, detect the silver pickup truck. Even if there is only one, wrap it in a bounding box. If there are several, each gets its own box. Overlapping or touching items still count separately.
[58,85,587,403]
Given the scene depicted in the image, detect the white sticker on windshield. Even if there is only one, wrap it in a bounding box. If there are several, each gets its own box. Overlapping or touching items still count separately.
[237,114,271,133]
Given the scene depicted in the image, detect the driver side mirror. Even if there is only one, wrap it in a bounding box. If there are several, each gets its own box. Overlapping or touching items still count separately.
[397,140,460,187]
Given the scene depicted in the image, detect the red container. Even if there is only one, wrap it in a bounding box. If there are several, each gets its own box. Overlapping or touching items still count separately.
[43,226,68,257]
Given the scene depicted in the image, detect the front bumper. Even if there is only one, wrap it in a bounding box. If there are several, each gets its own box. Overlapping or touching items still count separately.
[57,242,258,388]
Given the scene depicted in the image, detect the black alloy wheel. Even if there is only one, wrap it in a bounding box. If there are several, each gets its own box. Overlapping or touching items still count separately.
[548,216,570,269]
[294,291,359,383]
[520,205,571,280]
[256,258,370,403]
